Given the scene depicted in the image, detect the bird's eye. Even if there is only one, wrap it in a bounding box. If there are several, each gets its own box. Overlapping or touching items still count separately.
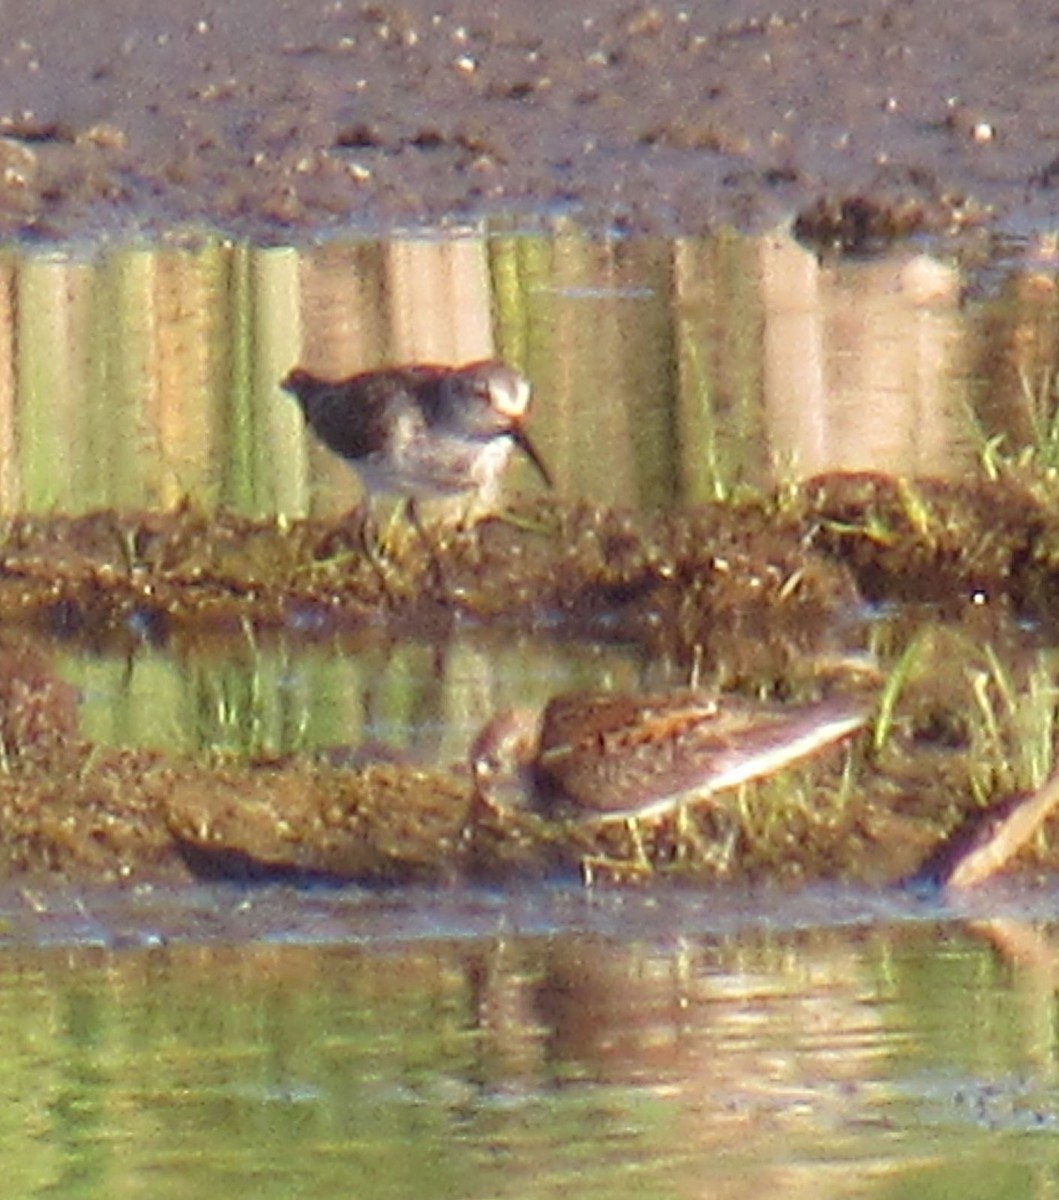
[479,747,503,772]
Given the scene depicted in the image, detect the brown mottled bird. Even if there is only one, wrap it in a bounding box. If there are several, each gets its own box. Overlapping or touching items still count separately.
[471,690,869,822]
[281,360,551,517]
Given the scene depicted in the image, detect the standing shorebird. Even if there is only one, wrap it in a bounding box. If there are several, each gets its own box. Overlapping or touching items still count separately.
[281,360,551,520]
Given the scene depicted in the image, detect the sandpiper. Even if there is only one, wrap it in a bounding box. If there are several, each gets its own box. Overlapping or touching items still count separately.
[281,360,551,519]
[471,689,869,822]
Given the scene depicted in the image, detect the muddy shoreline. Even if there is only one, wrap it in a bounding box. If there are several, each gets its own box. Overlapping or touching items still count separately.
[2,475,1059,888]
[1,0,1057,242]
[3,5,1059,890]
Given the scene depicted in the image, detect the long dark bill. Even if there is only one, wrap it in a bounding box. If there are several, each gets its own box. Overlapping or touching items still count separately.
[512,427,553,489]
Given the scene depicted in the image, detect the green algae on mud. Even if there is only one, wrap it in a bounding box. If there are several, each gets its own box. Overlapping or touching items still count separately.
[2,470,1059,887]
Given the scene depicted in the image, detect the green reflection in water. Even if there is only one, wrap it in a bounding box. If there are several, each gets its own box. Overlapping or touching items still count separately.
[3,226,1057,769]
[57,631,647,758]
[6,221,1028,522]
[0,924,1056,1198]
[0,941,669,1200]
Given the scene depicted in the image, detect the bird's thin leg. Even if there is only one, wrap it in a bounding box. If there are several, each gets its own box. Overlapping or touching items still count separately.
[360,499,447,602]
[407,498,446,594]
[356,503,399,604]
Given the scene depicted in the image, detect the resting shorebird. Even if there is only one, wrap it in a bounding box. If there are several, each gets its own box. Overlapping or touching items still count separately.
[281,360,551,520]
[471,689,869,823]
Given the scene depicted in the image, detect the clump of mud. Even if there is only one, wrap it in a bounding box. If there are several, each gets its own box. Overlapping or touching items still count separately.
[3,470,1059,888]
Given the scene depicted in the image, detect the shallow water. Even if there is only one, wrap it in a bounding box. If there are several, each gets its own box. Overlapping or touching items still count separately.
[4,222,1059,1194]
[4,223,1058,759]
[0,225,999,518]
[4,881,1059,1198]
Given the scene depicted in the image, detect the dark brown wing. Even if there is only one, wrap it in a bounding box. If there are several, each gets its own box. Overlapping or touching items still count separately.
[535,692,719,816]
[281,366,444,461]
[536,691,867,820]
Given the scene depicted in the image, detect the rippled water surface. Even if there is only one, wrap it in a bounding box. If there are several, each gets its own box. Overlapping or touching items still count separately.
[5,223,1059,1195]
[4,882,1059,1198]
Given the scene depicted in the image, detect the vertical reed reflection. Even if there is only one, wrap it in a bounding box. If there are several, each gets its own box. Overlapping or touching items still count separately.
[759,230,969,479]
[672,230,765,499]
[495,230,681,510]
[969,239,1059,453]
[0,226,1036,521]
[0,252,16,509]
[17,255,94,510]
[0,227,1054,756]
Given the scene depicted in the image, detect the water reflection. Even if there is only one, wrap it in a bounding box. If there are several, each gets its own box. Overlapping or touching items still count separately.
[2,225,1058,1196]
[63,627,653,759]
[1,888,1059,1197]
[2,224,1058,756]
[759,234,967,478]
[2,225,1054,522]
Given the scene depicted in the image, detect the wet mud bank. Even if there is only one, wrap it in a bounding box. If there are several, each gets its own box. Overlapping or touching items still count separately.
[0,0,1056,242]
[3,472,1058,643]
[2,0,1059,887]
[3,472,1059,889]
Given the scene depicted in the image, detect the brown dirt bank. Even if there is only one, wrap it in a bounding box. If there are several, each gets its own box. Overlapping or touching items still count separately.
[1,475,1059,889]
[0,0,1056,242]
